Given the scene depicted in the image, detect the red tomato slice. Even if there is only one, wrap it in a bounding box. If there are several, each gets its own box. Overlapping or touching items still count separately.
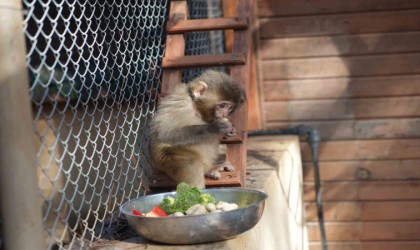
[151,206,167,217]
[132,209,144,216]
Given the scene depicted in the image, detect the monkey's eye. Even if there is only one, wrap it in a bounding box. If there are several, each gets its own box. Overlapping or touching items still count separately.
[218,103,227,109]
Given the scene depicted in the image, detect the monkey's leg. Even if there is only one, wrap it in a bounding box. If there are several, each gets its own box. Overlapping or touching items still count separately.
[219,160,235,172]
[160,147,207,188]
[204,167,222,180]
[204,160,234,180]
[171,163,206,189]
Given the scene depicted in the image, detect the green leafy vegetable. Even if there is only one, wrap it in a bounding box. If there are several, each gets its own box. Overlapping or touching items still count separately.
[158,183,216,214]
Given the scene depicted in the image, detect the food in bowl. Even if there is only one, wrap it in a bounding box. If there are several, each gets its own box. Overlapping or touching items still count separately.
[120,185,268,244]
[130,183,241,217]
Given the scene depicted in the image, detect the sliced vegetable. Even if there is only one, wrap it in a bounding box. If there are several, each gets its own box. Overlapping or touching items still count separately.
[158,182,216,214]
[151,206,167,217]
[132,209,144,216]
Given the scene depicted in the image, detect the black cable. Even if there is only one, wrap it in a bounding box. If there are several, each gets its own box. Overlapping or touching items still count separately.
[248,125,327,250]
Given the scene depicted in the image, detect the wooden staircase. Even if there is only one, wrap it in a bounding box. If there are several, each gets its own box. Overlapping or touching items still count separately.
[149,0,251,189]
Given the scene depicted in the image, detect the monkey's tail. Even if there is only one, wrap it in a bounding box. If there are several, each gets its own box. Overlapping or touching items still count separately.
[248,125,327,250]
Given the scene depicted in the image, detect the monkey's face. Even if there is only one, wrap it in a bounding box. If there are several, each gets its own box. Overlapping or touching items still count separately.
[214,101,235,119]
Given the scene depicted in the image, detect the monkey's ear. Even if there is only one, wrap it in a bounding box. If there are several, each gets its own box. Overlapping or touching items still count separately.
[190,81,208,98]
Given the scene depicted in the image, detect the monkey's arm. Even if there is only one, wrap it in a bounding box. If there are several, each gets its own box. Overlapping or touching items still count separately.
[157,124,218,146]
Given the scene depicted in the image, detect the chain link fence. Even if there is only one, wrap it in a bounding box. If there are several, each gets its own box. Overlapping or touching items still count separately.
[182,0,225,82]
[23,0,169,248]
[21,0,224,249]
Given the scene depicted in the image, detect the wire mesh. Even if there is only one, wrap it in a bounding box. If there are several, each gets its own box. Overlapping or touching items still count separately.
[182,0,225,83]
[23,0,169,248]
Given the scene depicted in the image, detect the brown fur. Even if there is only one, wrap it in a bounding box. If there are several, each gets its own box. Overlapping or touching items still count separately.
[149,70,245,188]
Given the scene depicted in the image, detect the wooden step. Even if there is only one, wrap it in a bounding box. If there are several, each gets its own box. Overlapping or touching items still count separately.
[166,17,248,34]
[149,169,241,189]
[162,53,246,69]
[220,131,244,144]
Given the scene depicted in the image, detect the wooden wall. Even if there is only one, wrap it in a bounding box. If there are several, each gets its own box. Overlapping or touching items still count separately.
[255,0,420,249]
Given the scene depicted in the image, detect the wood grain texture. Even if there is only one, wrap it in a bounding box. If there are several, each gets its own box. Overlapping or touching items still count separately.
[266,118,420,140]
[222,0,237,53]
[259,9,420,38]
[262,53,420,80]
[263,75,420,101]
[301,139,420,161]
[303,160,420,181]
[162,53,245,69]
[161,1,187,95]
[309,241,420,250]
[258,0,420,17]
[307,221,420,241]
[227,0,252,186]
[260,32,420,59]
[304,181,420,201]
[166,17,247,34]
[265,97,420,122]
[257,0,420,246]
[149,169,241,189]
[306,201,420,222]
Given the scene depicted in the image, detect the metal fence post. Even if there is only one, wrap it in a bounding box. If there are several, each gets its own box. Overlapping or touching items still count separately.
[0,1,45,249]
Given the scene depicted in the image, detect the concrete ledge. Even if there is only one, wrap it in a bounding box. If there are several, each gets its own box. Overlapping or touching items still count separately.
[95,135,308,250]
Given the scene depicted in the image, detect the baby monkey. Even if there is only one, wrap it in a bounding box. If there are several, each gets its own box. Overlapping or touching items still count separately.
[150,70,246,188]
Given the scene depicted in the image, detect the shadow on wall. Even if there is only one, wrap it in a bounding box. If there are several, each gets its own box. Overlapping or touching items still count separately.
[253,0,420,238]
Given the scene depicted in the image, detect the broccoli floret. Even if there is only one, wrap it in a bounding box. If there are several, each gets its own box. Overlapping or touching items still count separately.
[200,193,215,205]
[158,196,175,214]
[176,182,191,194]
[158,183,217,214]
[172,183,202,212]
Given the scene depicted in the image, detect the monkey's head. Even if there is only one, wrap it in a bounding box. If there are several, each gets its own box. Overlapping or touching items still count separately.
[187,70,246,123]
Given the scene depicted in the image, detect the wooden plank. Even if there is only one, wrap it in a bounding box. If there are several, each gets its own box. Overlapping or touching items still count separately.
[266,118,420,140]
[260,32,420,59]
[314,241,420,250]
[149,170,241,189]
[259,9,420,38]
[306,201,361,222]
[247,1,262,130]
[161,1,187,95]
[308,222,420,241]
[0,2,46,249]
[162,53,245,69]
[303,160,420,182]
[310,241,420,250]
[305,201,420,222]
[220,131,243,144]
[227,0,252,186]
[265,97,420,122]
[300,139,420,161]
[263,75,420,101]
[304,181,420,201]
[262,53,420,80]
[222,0,237,53]
[166,17,247,34]
[308,222,361,241]
[258,0,420,17]
[360,201,420,222]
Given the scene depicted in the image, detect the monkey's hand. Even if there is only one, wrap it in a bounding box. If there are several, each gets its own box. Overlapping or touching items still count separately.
[210,118,233,135]
[223,126,237,138]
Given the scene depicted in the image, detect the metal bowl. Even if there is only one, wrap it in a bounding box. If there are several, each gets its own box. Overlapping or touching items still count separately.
[120,188,268,244]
